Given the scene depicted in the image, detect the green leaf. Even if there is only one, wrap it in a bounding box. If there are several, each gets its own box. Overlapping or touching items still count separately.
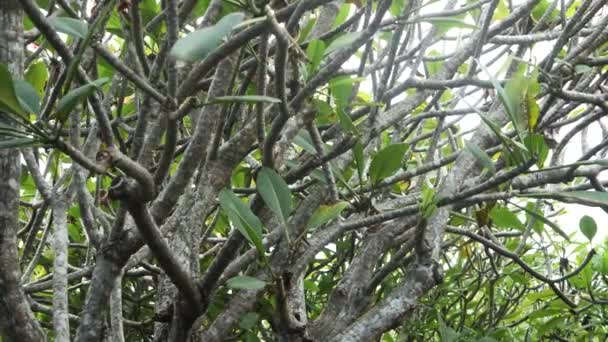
[390,0,407,16]
[312,98,333,117]
[0,64,28,118]
[330,76,363,109]
[68,223,82,242]
[478,61,525,142]
[457,93,517,159]
[14,80,41,114]
[531,0,559,22]
[369,143,409,185]
[256,168,292,224]
[191,0,211,20]
[226,275,266,290]
[579,215,597,241]
[528,308,563,320]
[307,201,349,230]
[298,17,317,43]
[0,137,42,149]
[421,183,438,218]
[492,0,509,20]
[0,122,32,138]
[324,32,363,57]
[170,13,244,62]
[210,95,281,104]
[105,10,124,37]
[592,250,608,275]
[331,4,351,29]
[293,130,318,155]
[49,17,89,39]
[25,61,48,97]
[422,17,477,33]
[504,65,529,129]
[303,279,319,291]
[574,64,592,74]
[527,92,540,131]
[336,108,358,134]
[438,314,459,342]
[489,206,524,230]
[139,0,160,25]
[306,39,326,75]
[238,312,260,330]
[353,141,365,183]
[524,133,548,167]
[54,78,109,121]
[424,50,444,77]
[466,142,495,174]
[509,201,570,241]
[218,189,266,260]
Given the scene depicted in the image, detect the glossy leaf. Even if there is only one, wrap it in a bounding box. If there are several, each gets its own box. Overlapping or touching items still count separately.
[423,17,477,34]
[336,108,358,135]
[524,133,548,167]
[510,201,570,241]
[369,143,409,185]
[489,206,524,230]
[0,64,28,118]
[478,61,524,142]
[307,201,349,230]
[14,80,41,114]
[324,32,362,57]
[298,17,317,43]
[170,13,244,62]
[531,0,559,22]
[25,61,48,97]
[238,312,260,330]
[527,93,540,131]
[0,122,31,138]
[256,168,292,224]
[503,65,529,130]
[218,189,266,260]
[49,17,89,39]
[54,78,109,121]
[330,77,364,109]
[579,215,597,241]
[592,250,608,275]
[390,0,407,16]
[492,0,509,20]
[306,39,326,75]
[438,315,459,342]
[353,141,365,183]
[331,4,351,29]
[425,50,444,77]
[421,183,438,218]
[575,64,592,74]
[466,142,495,174]
[0,137,42,149]
[293,130,318,155]
[226,275,266,290]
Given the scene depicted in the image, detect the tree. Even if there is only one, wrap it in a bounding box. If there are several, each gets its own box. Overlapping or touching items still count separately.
[1,0,608,340]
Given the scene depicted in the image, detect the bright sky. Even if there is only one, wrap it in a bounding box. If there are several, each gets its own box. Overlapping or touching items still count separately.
[343,0,608,244]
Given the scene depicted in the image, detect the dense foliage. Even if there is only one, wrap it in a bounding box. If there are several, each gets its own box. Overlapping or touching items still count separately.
[1,0,608,340]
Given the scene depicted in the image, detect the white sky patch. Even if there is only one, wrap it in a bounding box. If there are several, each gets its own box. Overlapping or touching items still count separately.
[340,0,608,245]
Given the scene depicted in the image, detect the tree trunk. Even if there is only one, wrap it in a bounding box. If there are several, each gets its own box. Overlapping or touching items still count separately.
[0,0,46,340]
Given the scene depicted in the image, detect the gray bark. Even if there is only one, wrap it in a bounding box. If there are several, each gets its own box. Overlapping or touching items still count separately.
[0,0,46,340]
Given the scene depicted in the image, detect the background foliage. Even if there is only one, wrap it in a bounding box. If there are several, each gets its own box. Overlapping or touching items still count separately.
[1,0,608,340]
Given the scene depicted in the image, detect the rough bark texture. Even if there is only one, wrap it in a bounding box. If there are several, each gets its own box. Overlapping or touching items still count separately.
[8,0,608,339]
[52,199,70,342]
[0,0,46,341]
